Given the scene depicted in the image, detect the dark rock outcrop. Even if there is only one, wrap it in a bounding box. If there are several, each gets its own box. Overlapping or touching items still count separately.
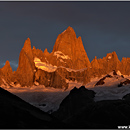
[95,74,113,86]
[52,86,95,121]
[118,79,130,87]
[122,93,130,101]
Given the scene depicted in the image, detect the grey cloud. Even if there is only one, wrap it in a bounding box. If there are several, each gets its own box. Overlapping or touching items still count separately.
[10,61,18,68]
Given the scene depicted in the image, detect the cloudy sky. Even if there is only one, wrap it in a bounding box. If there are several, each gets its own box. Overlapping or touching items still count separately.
[0,1,130,70]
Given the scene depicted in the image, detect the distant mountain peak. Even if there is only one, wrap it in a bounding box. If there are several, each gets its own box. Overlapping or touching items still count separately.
[44,48,49,56]
[2,60,12,72]
[22,38,32,51]
[64,26,76,35]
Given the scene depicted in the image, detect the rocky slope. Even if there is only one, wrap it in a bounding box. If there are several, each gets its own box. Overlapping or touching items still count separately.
[1,26,130,89]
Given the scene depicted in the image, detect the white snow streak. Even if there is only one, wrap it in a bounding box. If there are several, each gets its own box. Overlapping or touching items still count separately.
[34,57,87,72]
[53,51,71,60]
[34,57,57,72]
[108,56,112,59]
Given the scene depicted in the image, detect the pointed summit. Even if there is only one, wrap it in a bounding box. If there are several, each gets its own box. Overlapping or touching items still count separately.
[1,60,13,74]
[62,26,76,36]
[1,60,13,84]
[66,26,74,31]
[52,26,90,69]
[16,38,35,86]
[106,51,120,63]
[53,26,77,54]
[91,56,99,69]
[22,38,32,52]
[4,60,10,67]
[44,48,49,56]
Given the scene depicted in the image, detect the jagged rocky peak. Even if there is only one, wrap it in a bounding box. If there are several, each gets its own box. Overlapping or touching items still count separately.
[1,60,13,74]
[18,38,34,67]
[22,38,32,51]
[52,26,77,55]
[61,26,76,36]
[106,51,119,61]
[21,38,34,62]
[15,38,35,87]
[1,60,13,85]
[52,26,91,69]
[44,48,49,56]
[91,56,99,69]
[32,46,36,50]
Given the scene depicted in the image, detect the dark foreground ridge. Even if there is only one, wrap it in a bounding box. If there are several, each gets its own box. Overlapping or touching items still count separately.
[0,87,67,128]
[52,86,130,129]
[1,85,130,128]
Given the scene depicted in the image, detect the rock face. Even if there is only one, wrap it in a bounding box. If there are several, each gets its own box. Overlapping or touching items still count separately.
[94,51,121,75]
[120,57,130,75]
[0,61,14,86]
[1,61,13,75]
[15,38,35,86]
[52,26,91,69]
[34,69,68,89]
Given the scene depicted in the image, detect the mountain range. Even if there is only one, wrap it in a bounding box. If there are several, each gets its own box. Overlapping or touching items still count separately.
[1,26,130,89]
[1,26,130,128]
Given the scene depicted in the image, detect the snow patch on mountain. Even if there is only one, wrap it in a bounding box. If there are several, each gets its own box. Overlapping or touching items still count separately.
[117,70,122,76]
[53,51,71,60]
[34,57,87,73]
[34,57,57,72]
[59,66,87,72]
[108,56,112,59]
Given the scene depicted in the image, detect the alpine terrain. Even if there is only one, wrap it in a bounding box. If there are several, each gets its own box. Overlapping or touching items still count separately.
[1,26,130,128]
